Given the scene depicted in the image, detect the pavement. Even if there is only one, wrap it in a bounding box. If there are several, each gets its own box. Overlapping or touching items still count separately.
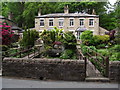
[1,77,119,88]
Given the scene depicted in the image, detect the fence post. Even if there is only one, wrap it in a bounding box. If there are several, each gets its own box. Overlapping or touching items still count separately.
[84,57,87,78]
[105,56,109,77]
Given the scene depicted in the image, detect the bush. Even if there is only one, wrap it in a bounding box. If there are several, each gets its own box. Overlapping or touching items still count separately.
[63,32,77,50]
[19,29,39,48]
[97,49,109,56]
[93,35,110,46]
[96,44,106,49]
[0,21,14,46]
[80,30,93,46]
[81,45,97,55]
[60,49,77,59]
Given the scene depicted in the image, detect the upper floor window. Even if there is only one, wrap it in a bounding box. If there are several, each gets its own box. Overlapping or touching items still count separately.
[40,19,44,27]
[70,19,74,26]
[49,19,54,26]
[79,19,84,27]
[59,19,64,27]
[89,19,94,27]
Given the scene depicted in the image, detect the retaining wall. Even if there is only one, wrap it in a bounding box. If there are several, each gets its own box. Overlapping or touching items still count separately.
[2,58,85,81]
[109,61,120,82]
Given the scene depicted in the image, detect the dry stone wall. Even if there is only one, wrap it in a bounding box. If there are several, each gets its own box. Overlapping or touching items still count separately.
[109,61,120,82]
[3,58,86,81]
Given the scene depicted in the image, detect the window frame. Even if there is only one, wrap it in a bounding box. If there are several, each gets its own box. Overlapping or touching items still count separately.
[59,18,64,27]
[89,18,94,27]
[69,18,74,27]
[40,18,44,27]
[49,18,54,27]
[79,18,85,27]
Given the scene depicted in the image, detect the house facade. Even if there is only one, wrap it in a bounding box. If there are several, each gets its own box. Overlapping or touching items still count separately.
[35,6,108,40]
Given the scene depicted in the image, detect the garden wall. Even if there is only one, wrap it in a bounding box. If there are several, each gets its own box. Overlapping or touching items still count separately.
[109,61,120,82]
[2,58,86,81]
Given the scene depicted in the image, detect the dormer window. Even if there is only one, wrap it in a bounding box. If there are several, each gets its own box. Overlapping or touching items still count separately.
[49,18,54,27]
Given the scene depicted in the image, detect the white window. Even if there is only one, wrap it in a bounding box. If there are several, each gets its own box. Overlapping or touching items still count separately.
[49,19,54,26]
[59,19,64,27]
[89,19,94,27]
[79,19,84,27]
[70,19,74,26]
[40,19,44,27]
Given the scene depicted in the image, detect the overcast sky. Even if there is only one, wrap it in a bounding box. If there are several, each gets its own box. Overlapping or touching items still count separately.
[109,0,117,5]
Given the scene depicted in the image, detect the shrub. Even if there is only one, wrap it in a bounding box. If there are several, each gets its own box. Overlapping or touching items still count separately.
[63,32,77,50]
[0,21,14,46]
[60,49,77,59]
[96,44,106,49]
[80,30,93,46]
[19,29,39,48]
[97,49,109,56]
[93,35,110,45]
[110,52,120,61]
[81,45,97,55]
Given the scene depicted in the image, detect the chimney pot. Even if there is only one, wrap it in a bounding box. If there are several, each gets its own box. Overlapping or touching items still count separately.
[38,8,41,16]
[64,5,69,14]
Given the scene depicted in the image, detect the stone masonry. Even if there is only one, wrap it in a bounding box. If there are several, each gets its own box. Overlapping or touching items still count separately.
[2,58,86,81]
[109,61,120,82]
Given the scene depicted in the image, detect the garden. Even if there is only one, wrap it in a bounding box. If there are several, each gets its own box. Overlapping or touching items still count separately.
[1,23,78,60]
[79,30,120,76]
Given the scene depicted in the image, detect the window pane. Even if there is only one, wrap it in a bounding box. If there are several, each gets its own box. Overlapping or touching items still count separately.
[89,19,94,26]
[59,19,63,26]
[40,19,44,26]
[49,19,53,26]
[80,19,84,26]
[70,19,74,26]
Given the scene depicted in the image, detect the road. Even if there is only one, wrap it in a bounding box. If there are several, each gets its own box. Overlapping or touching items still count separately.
[1,77,119,88]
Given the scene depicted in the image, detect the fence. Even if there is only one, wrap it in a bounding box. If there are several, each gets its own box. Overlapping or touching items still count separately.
[2,45,41,58]
[85,47,109,77]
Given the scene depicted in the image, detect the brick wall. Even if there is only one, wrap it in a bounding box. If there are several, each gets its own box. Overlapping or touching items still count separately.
[3,58,86,81]
[109,61,120,82]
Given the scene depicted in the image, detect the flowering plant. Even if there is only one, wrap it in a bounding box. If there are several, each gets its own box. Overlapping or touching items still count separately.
[0,21,14,45]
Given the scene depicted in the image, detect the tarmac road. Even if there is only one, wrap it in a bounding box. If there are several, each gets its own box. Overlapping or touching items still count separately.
[1,77,119,88]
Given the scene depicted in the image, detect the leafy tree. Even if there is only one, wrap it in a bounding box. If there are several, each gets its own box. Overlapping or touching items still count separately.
[115,1,120,44]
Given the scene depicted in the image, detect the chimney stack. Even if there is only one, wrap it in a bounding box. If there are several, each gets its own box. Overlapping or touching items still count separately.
[38,8,41,16]
[92,9,96,15]
[64,5,69,14]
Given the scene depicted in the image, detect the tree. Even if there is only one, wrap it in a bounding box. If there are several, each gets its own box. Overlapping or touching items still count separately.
[115,1,120,44]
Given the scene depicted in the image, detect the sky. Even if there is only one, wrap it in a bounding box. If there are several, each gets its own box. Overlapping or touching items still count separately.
[109,0,117,5]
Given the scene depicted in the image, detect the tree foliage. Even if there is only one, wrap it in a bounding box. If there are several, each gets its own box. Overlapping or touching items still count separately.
[19,29,39,48]
[2,2,111,29]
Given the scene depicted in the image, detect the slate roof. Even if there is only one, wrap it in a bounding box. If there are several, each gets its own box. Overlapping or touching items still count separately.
[35,13,99,18]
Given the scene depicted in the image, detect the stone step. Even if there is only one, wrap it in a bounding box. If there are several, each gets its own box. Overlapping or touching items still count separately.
[85,77,110,82]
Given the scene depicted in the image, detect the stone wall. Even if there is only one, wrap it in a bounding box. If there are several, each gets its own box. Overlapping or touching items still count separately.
[3,58,86,81]
[109,61,120,82]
